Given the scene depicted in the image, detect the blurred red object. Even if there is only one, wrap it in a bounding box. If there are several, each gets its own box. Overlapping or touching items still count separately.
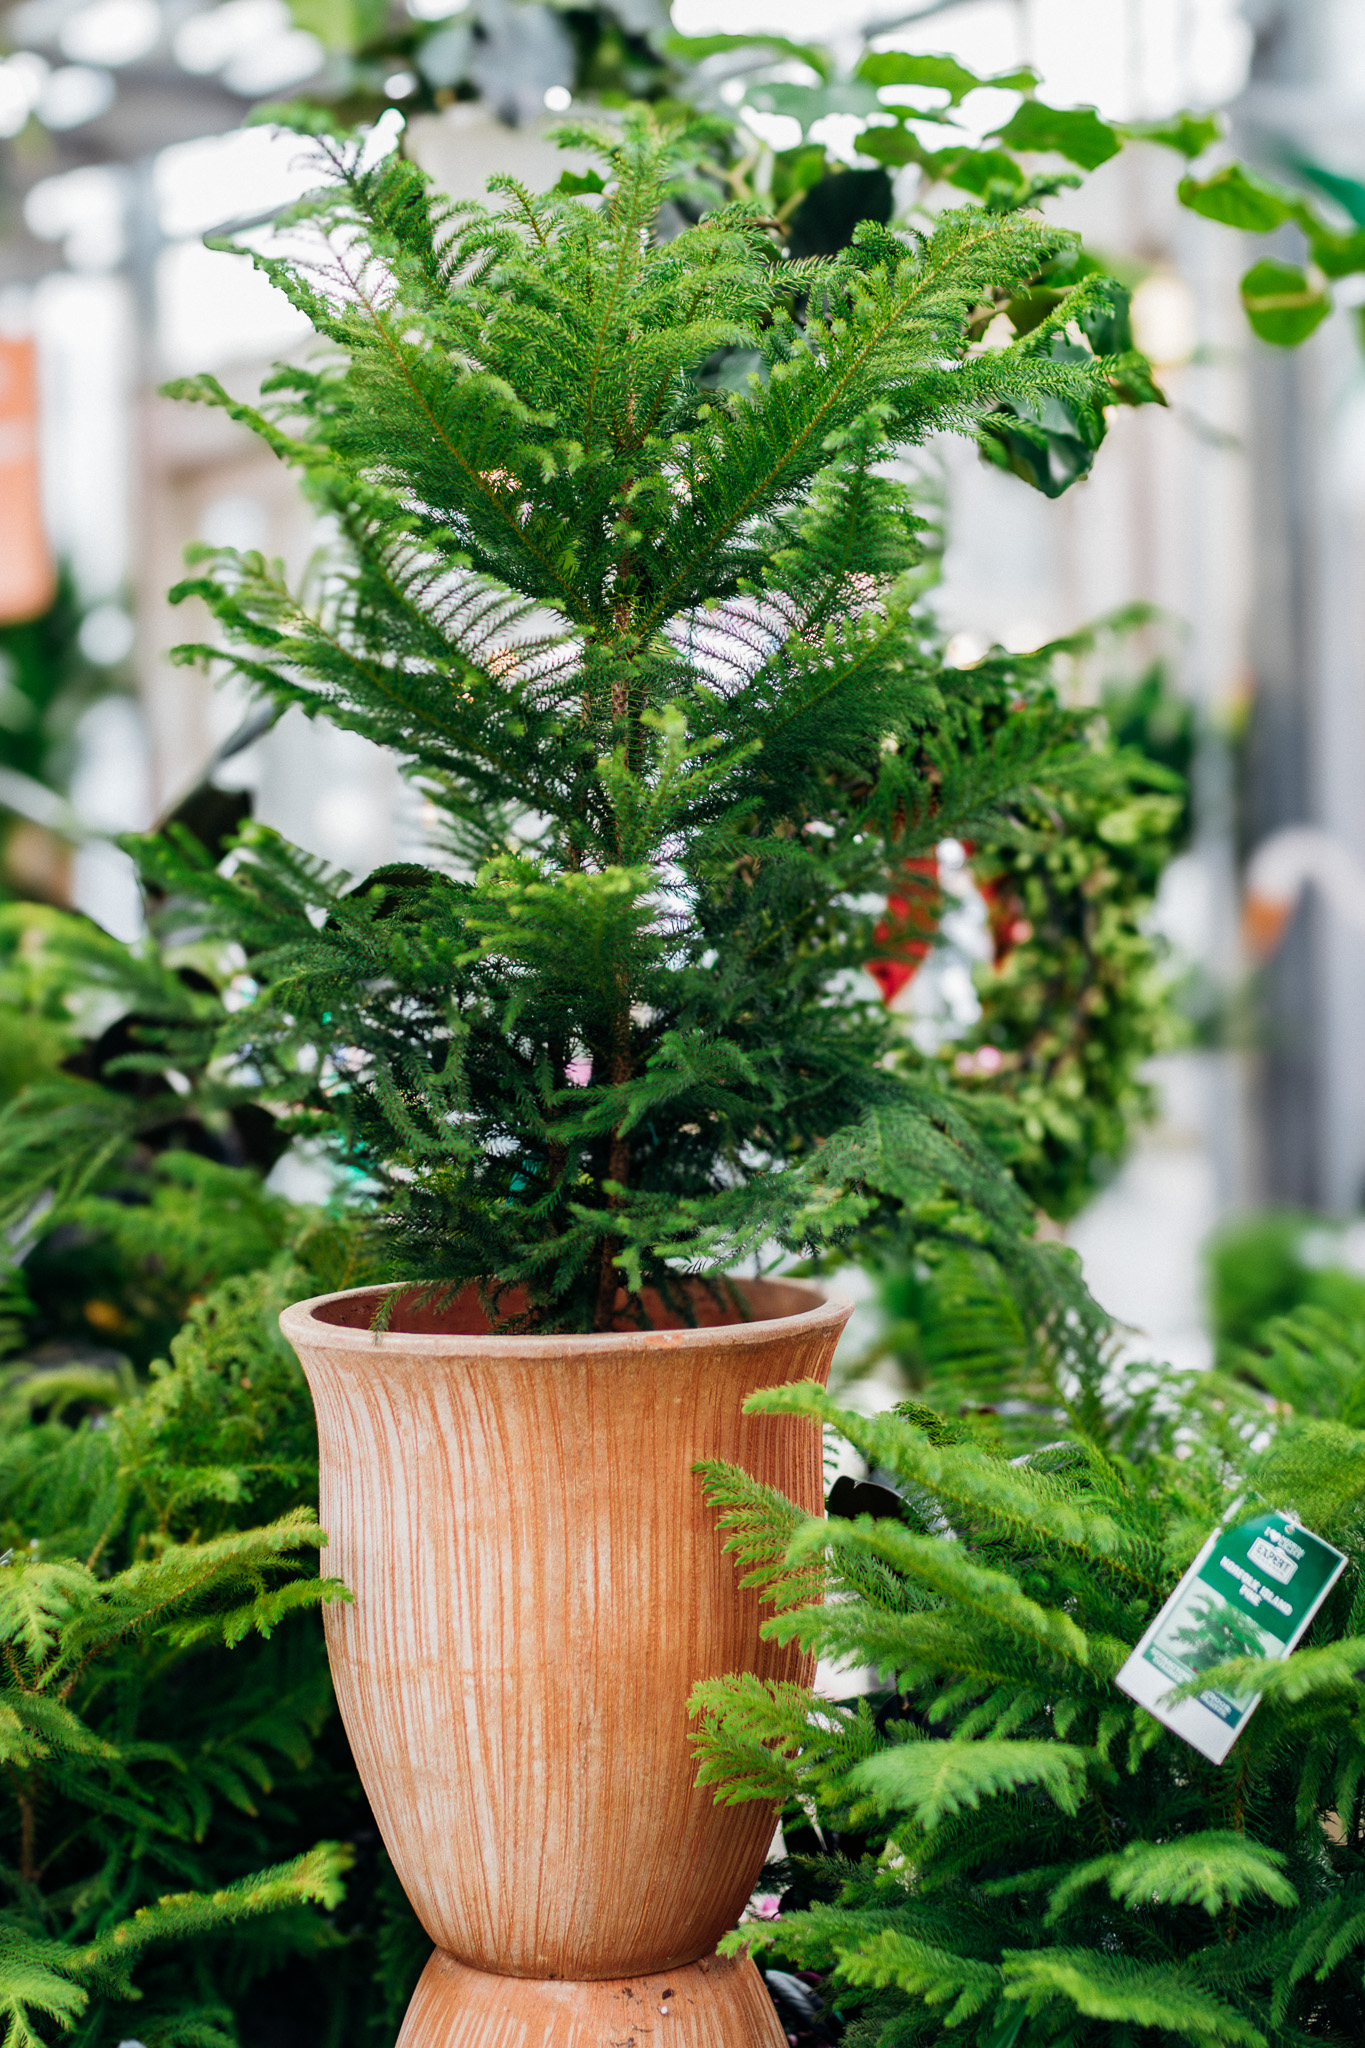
[0,337,56,625]
[869,854,940,1003]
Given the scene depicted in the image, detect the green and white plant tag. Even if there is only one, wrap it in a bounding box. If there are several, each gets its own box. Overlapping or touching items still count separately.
[1116,1511,1346,1764]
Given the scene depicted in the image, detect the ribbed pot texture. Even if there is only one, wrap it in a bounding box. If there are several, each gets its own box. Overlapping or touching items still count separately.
[280,1278,847,2004]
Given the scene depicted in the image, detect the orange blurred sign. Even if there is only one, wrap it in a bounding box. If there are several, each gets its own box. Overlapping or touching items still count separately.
[0,336,56,624]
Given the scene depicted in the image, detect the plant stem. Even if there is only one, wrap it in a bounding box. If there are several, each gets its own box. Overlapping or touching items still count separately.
[593,989,633,1331]
[18,1789,36,1885]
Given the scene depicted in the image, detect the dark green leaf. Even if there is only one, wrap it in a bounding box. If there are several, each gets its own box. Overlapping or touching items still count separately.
[555,168,606,196]
[935,148,1030,201]
[744,79,882,130]
[855,51,1038,106]
[664,30,832,81]
[1307,223,1365,279]
[1120,111,1222,158]
[1240,259,1331,346]
[991,100,1121,171]
[288,0,386,54]
[856,121,923,169]
[1291,153,1365,227]
[786,168,893,260]
[1177,161,1302,232]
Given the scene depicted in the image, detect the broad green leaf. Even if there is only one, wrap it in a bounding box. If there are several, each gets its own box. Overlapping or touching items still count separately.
[1121,111,1222,158]
[856,122,923,169]
[1307,224,1365,279]
[1241,261,1330,346]
[555,168,606,197]
[937,148,1030,201]
[744,80,882,130]
[664,30,832,81]
[1178,161,1302,232]
[1292,153,1365,227]
[991,100,1121,171]
[287,0,385,53]
[856,51,1038,105]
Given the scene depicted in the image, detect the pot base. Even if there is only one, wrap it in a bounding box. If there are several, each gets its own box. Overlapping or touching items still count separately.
[395,1948,787,2047]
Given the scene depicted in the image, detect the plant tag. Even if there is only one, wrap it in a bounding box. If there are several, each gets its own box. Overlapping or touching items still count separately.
[1116,1511,1346,1763]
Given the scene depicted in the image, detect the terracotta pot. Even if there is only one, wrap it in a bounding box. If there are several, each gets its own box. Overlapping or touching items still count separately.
[280,1277,848,2046]
[398,1950,791,2046]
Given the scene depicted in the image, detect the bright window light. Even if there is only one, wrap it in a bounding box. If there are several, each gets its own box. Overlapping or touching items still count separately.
[221,27,323,94]
[739,107,802,154]
[1131,273,1199,367]
[59,0,160,69]
[78,601,135,665]
[174,0,286,74]
[157,237,311,375]
[38,63,115,129]
[24,163,126,270]
[0,52,48,138]
[154,125,325,239]
[358,106,405,167]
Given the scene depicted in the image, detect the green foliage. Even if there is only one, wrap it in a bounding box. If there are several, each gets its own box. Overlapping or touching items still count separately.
[690,30,1365,358]
[260,1,1364,358]
[0,1227,424,2048]
[0,899,318,1379]
[947,700,1186,1220]
[1183,1231,1365,1461]
[1240,260,1331,348]
[0,909,86,1110]
[1177,160,1365,349]
[22,1152,295,1371]
[289,0,387,57]
[0,578,128,909]
[691,1382,1365,2046]
[0,900,275,1245]
[989,100,1121,173]
[666,33,833,81]
[1101,659,1196,816]
[1124,113,1223,160]
[1179,163,1305,235]
[0,1490,351,2048]
[855,53,1038,107]
[857,629,1188,1232]
[1207,1212,1365,1362]
[273,0,675,129]
[840,1243,1032,1416]
[128,113,1161,1334]
[1227,1307,1365,1434]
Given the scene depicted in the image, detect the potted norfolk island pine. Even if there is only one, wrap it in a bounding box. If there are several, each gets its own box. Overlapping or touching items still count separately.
[140,111,1159,2043]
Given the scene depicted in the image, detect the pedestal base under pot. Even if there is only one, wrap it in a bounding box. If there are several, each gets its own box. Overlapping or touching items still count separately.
[395,1948,787,2047]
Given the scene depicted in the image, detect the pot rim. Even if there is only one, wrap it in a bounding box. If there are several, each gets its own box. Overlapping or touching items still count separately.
[280,1275,849,1358]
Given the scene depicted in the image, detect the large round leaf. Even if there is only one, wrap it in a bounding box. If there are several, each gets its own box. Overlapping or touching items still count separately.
[1178,162,1300,232]
[1240,259,1331,347]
